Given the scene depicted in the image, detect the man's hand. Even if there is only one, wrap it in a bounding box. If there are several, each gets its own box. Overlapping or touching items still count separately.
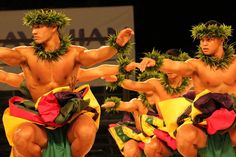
[101,101,116,108]
[101,75,118,82]
[139,57,156,72]
[125,61,139,72]
[116,28,134,47]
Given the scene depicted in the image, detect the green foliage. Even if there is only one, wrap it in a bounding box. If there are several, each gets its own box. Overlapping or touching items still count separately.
[23,9,71,29]
[191,23,232,40]
[159,73,190,95]
[196,43,235,69]
[106,32,133,56]
[32,35,71,61]
[104,96,121,113]
[138,93,155,109]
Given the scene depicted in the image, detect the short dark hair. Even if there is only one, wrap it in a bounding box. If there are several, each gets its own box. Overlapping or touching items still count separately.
[205,20,221,26]
[165,48,181,57]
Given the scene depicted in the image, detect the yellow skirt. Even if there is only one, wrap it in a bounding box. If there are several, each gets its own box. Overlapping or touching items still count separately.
[2,84,100,156]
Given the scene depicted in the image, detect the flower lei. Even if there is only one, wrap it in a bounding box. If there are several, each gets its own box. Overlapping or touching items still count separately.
[196,43,235,69]
[32,35,71,61]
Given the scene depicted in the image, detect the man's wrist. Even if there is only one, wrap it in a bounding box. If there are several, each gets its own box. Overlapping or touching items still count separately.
[104,96,121,113]
[107,33,132,55]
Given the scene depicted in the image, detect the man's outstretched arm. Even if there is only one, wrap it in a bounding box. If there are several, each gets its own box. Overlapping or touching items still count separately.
[0,47,26,66]
[77,64,119,82]
[139,57,196,77]
[0,70,24,87]
[77,28,134,67]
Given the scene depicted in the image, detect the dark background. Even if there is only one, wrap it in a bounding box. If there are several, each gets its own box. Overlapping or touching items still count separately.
[0,0,235,156]
[1,0,235,59]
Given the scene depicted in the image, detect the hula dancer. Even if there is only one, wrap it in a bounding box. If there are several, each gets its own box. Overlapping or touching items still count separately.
[0,9,134,157]
[102,49,192,157]
[137,20,236,157]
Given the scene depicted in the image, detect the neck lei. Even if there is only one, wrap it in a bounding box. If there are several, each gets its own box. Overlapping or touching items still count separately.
[32,35,71,61]
[159,73,190,95]
[196,44,235,69]
[139,93,155,109]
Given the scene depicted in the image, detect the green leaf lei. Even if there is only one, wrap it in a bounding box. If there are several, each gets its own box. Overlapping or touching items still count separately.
[106,74,126,91]
[106,56,135,91]
[136,50,163,81]
[196,43,235,69]
[143,49,164,70]
[32,35,71,61]
[106,32,133,56]
[191,23,232,40]
[23,9,71,29]
[105,29,135,91]
[137,70,160,81]
[159,73,190,95]
[104,96,121,113]
[138,93,155,109]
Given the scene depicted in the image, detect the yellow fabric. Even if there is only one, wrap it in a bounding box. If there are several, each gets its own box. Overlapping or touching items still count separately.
[140,114,167,136]
[2,108,31,146]
[108,127,125,153]
[74,84,101,129]
[10,149,13,157]
[108,125,150,155]
[2,84,100,156]
[122,126,150,143]
[40,84,100,128]
[158,97,192,138]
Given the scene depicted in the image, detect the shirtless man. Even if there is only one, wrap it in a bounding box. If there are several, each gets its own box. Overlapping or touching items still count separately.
[137,20,236,157]
[0,64,119,96]
[102,49,192,157]
[0,9,134,157]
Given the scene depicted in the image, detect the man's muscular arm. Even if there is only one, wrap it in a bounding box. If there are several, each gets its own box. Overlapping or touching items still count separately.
[77,28,134,67]
[160,58,196,77]
[0,70,24,87]
[102,99,140,113]
[77,64,119,82]
[0,47,26,66]
[139,57,196,77]
[121,79,154,93]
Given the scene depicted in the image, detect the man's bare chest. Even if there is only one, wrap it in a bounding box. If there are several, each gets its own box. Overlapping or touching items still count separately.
[25,57,76,83]
[198,67,236,86]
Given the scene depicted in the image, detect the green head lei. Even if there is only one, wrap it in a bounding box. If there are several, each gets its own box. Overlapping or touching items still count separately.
[23,9,71,29]
[191,21,232,40]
